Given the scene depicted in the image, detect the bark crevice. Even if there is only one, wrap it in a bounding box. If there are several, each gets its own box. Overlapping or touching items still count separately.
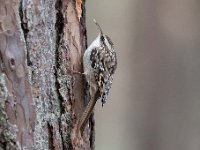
[55,1,71,149]
[55,0,64,111]
[47,123,54,150]
[19,0,32,67]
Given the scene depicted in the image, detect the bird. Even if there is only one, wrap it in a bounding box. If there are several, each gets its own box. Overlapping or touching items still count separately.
[77,19,117,133]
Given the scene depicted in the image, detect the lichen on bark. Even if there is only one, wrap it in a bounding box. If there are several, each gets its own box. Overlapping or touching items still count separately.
[0,0,93,149]
[0,74,19,149]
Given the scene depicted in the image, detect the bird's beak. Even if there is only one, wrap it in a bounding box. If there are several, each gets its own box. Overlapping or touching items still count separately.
[93,19,103,35]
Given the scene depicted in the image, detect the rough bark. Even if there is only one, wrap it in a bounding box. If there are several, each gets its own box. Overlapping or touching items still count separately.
[0,0,94,149]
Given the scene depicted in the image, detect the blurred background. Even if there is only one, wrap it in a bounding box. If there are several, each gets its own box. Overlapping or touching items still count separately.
[86,0,200,150]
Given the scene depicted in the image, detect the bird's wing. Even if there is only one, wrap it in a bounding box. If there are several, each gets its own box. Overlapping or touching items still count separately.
[90,46,117,106]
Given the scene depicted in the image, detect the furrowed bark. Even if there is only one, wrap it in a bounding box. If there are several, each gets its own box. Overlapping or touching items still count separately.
[0,0,94,149]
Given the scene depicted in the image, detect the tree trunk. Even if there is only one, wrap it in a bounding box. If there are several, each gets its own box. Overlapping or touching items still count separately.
[0,0,94,149]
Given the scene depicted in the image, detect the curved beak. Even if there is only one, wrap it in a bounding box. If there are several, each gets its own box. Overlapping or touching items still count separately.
[93,19,103,35]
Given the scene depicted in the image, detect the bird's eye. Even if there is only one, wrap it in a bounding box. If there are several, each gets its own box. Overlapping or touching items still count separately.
[101,36,104,41]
